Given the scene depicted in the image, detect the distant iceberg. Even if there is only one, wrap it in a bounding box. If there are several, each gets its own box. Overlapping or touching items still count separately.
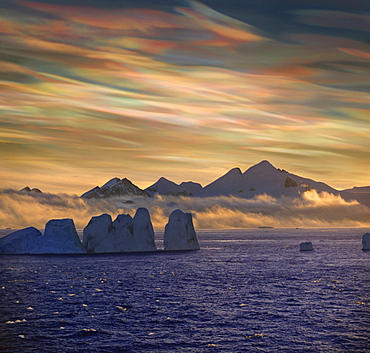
[362,233,370,250]
[300,241,313,251]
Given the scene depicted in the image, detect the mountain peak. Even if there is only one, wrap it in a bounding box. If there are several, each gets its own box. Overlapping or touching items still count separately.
[81,177,149,198]
[227,167,242,175]
[244,160,276,174]
[202,167,244,196]
[102,177,121,188]
[158,177,172,183]
[255,160,275,168]
[19,186,42,193]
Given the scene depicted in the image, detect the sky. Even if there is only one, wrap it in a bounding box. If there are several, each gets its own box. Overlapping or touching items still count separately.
[0,0,369,194]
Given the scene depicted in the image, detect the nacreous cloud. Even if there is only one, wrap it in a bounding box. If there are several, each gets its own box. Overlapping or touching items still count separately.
[0,0,369,192]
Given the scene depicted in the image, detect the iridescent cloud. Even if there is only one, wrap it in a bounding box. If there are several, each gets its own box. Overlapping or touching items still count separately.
[0,0,369,193]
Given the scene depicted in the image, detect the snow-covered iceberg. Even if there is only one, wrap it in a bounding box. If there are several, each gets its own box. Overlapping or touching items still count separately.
[163,209,200,251]
[299,241,313,251]
[132,208,157,251]
[0,227,43,254]
[1,208,199,254]
[0,219,86,254]
[41,219,86,254]
[362,233,370,250]
[83,213,114,253]
[83,208,157,253]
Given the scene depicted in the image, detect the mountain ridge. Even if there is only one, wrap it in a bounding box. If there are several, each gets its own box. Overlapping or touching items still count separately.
[79,160,370,207]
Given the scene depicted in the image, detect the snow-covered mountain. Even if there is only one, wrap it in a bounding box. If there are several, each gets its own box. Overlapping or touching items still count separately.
[200,167,244,197]
[145,177,203,197]
[200,160,338,198]
[339,186,370,208]
[19,186,42,194]
[81,177,149,198]
[79,161,369,207]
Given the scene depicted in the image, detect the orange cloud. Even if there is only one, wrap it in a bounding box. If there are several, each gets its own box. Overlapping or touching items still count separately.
[1,190,369,231]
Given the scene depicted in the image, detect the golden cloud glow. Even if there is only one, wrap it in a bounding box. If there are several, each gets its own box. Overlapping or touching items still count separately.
[0,190,369,230]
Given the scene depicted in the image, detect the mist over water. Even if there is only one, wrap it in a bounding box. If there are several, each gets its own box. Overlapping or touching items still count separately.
[0,189,369,231]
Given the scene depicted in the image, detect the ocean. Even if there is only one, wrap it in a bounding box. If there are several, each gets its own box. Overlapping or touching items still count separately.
[1,228,369,352]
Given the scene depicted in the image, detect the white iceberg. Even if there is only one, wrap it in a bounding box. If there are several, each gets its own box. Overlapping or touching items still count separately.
[39,219,86,254]
[132,208,157,252]
[0,219,86,254]
[0,227,43,254]
[163,209,200,251]
[300,241,313,251]
[83,213,115,253]
[111,214,136,252]
[362,232,370,250]
[82,208,157,253]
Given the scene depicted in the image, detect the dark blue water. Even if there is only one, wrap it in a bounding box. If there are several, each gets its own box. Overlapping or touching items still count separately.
[1,228,369,352]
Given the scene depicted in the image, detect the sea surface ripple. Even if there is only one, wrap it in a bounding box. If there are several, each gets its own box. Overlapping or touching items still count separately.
[1,228,369,352]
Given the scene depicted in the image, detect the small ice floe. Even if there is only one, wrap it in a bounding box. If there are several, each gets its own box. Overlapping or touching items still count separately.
[246,333,265,339]
[362,232,370,250]
[300,241,313,251]
[116,306,127,312]
[6,319,27,324]
[354,301,370,305]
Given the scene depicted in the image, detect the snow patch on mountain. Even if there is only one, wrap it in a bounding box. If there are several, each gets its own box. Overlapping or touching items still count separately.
[81,178,149,198]
[339,186,370,208]
[201,167,244,197]
[145,177,202,196]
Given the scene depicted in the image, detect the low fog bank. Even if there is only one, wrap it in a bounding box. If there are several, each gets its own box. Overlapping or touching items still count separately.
[0,189,369,231]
